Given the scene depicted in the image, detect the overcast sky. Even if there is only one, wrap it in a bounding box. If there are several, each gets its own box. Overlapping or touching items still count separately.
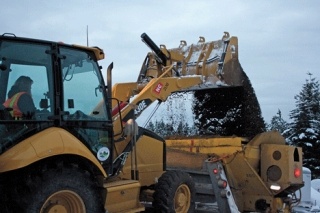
[1,0,320,123]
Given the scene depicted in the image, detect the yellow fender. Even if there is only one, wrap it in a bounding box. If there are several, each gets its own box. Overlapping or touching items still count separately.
[0,127,107,177]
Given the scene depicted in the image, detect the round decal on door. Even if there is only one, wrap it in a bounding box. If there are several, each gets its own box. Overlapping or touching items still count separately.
[97,147,110,161]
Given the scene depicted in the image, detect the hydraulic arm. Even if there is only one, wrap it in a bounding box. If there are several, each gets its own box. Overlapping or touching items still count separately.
[111,32,244,135]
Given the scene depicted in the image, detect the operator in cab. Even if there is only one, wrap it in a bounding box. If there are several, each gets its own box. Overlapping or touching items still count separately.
[3,76,36,119]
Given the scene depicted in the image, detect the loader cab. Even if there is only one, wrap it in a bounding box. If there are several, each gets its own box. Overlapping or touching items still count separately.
[0,34,114,174]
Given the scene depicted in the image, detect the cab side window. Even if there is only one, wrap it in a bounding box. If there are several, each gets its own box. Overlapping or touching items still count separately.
[6,64,52,120]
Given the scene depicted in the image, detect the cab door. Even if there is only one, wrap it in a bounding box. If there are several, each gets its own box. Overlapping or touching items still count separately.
[59,46,113,174]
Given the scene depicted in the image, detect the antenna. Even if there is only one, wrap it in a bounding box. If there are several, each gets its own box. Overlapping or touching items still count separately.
[86,25,89,47]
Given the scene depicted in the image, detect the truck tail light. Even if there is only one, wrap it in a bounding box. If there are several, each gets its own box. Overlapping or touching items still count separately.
[294,168,301,178]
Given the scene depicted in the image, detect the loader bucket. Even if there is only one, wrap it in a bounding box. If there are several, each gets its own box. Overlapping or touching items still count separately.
[169,33,265,138]
[139,32,265,138]
[168,32,242,87]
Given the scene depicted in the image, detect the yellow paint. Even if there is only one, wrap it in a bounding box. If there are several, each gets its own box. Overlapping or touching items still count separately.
[0,127,107,177]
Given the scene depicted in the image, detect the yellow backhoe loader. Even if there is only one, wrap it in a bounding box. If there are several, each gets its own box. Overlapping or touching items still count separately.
[0,31,303,213]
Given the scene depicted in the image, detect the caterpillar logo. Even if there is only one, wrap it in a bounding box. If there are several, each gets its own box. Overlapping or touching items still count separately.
[154,83,163,94]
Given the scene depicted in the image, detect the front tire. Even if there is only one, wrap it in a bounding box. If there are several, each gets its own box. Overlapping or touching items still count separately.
[153,170,195,213]
[13,163,105,213]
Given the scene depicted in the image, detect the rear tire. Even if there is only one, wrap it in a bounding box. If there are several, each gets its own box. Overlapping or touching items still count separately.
[12,163,105,213]
[153,170,195,213]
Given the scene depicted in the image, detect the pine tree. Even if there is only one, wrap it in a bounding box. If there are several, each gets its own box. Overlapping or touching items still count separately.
[287,73,320,178]
[241,70,266,137]
[267,109,288,134]
[155,120,165,137]
[182,122,191,136]
[145,121,155,132]
[146,118,198,137]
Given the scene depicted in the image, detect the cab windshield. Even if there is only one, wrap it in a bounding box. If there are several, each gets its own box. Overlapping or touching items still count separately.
[60,46,108,120]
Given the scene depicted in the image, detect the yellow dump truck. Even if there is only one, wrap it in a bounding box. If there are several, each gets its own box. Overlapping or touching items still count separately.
[166,133,303,212]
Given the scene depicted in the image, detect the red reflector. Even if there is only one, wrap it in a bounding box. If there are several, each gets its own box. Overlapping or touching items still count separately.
[294,168,301,178]
[213,168,219,174]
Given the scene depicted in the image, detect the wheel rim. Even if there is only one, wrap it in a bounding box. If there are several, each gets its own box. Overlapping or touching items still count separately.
[40,190,86,213]
[174,184,191,213]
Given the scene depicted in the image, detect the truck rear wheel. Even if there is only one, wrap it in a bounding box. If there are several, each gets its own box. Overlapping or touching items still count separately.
[17,163,105,213]
[153,170,195,213]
